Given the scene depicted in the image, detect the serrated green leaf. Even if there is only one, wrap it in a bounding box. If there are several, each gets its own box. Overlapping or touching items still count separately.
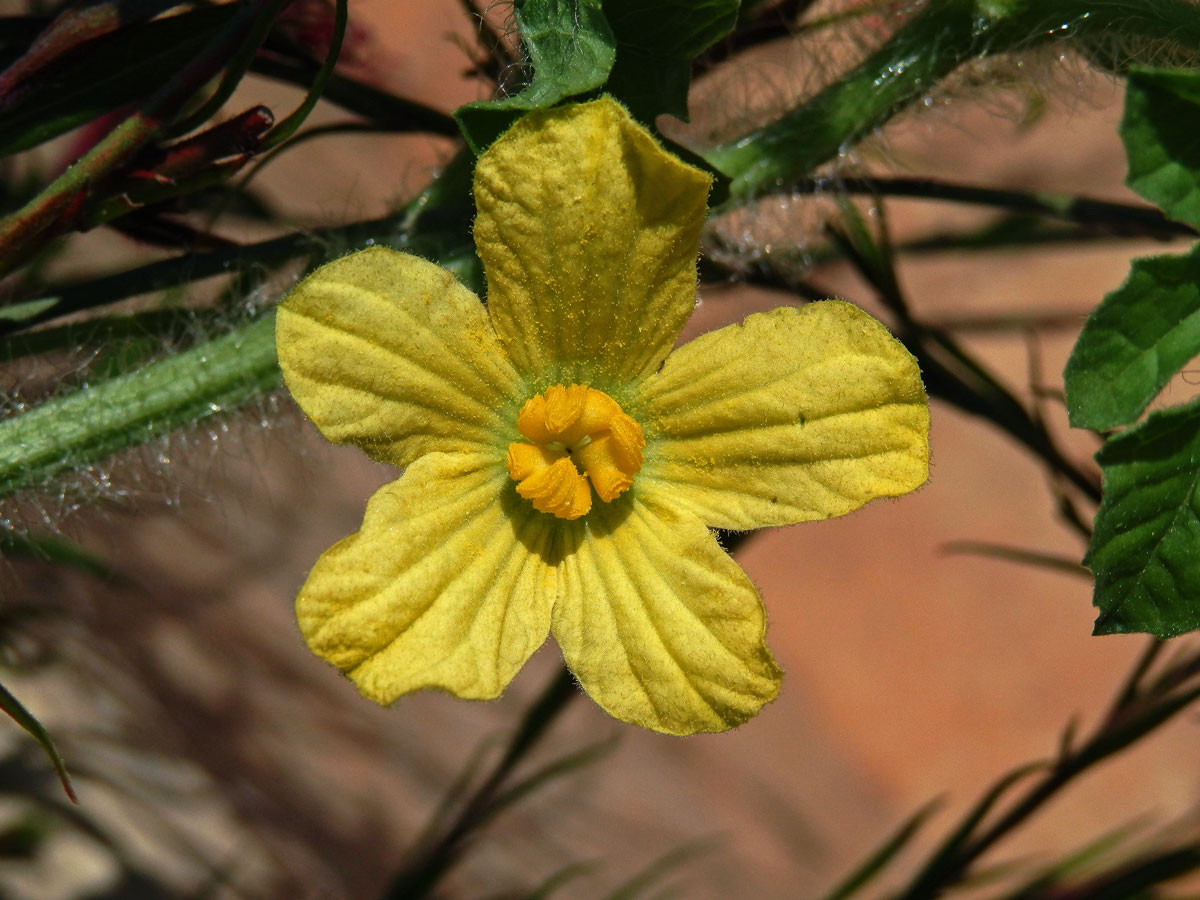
[1087,398,1200,637]
[1122,66,1200,229]
[1064,246,1200,430]
[602,0,738,123]
[453,0,615,154]
[0,5,236,156]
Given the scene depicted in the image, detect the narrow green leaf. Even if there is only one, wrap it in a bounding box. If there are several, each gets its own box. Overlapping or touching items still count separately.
[602,0,738,123]
[0,0,182,105]
[897,763,1042,900]
[453,0,616,153]
[1064,246,1200,430]
[488,738,616,823]
[0,297,58,322]
[1087,397,1200,636]
[166,0,292,139]
[0,680,76,803]
[510,861,599,900]
[0,531,114,580]
[259,0,347,150]
[819,800,942,900]
[1122,66,1200,229]
[601,842,710,900]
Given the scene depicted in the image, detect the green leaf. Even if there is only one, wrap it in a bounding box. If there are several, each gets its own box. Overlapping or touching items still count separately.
[0,680,76,803]
[602,0,739,123]
[0,5,236,156]
[1064,246,1200,430]
[1122,66,1200,229]
[1087,397,1200,636]
[454,0,616,154]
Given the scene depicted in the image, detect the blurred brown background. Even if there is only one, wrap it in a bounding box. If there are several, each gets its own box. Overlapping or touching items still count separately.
[3,2,1198,898]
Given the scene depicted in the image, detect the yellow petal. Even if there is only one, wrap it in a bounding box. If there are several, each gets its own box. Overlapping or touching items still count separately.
[277,246,526,468]
[551,493,781,734]
[637,302,930,530]
[296,452,555,703]
[473,98,711,388]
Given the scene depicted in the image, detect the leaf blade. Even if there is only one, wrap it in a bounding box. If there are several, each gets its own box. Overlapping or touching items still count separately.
[1064,247,1200,430]
[1122,66,1200,229]
[1087,397,1200,636]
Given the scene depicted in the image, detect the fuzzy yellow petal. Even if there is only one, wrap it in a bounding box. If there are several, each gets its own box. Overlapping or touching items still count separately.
[296,452,555,703]
[277,246,526,468]
[637,302,930,530]
[473,98,711,388]
[551,493,781,735]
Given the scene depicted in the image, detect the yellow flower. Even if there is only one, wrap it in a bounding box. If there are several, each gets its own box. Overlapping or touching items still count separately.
[275,98,929,735]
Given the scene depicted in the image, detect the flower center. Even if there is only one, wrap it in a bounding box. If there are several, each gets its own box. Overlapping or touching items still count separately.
[505,384,645,520]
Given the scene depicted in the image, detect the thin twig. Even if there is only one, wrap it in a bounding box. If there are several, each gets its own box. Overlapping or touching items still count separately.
[789,175,1196,241]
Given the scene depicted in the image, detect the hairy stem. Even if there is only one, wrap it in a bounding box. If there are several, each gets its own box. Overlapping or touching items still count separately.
[0,313,278,500]
[706,0,1200,201]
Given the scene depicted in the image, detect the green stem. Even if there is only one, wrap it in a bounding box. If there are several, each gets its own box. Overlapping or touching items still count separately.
[0,313,279,500]
[706,0,1200,201]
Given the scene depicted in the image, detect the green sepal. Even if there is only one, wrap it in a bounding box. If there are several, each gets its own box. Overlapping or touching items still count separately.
[1087,396,1200,637]
[453,0,616,154]
[1064,246,1200,430]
